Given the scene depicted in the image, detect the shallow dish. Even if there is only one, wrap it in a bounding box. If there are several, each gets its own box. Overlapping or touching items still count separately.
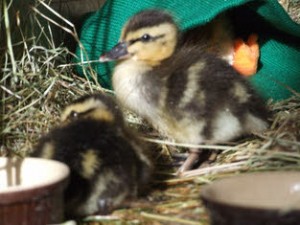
[0,157,70,225]
[201,171,300,225]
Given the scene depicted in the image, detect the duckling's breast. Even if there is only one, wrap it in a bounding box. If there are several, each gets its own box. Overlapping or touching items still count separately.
[112,59,161,120]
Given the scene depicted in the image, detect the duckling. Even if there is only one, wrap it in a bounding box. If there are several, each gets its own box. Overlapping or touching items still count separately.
[182,13,260,76]
[31,93,153,219]
[181,13,235,64]
[99,9,269,175]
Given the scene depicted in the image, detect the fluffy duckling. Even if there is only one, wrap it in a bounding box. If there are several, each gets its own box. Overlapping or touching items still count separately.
[31,93,153,218]
[99,9,269,175]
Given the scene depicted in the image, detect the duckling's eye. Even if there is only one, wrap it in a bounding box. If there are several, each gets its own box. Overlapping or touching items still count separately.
[141,34,152,42]
[69,110,79,120]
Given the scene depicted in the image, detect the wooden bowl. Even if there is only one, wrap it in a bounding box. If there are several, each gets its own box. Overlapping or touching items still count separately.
[0,157,69,225]
[201,171,300,225]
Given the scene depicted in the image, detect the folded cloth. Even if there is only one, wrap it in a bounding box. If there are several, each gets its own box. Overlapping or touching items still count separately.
[74,0,300,101]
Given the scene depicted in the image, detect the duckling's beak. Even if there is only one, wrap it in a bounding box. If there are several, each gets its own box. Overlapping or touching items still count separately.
[99,42,130,62]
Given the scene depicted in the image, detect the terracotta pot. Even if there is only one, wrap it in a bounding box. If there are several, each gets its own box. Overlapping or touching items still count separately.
[0,157,69,225]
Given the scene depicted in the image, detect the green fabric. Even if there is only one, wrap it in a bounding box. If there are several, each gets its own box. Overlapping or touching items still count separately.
[74,0,300,101]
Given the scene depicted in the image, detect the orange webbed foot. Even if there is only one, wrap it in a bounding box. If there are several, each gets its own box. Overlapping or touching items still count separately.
[232,34,259,76]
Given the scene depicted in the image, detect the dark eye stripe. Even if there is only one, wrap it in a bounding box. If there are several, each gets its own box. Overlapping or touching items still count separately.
[128,34,165,45]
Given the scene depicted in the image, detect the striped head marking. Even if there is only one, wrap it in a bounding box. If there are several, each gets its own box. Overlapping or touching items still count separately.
[61,94,115,123]
[100,10,178,66]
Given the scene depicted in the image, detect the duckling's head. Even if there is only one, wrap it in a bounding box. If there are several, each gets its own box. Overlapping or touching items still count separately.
[100,10,178,66]
[61,93,123,124]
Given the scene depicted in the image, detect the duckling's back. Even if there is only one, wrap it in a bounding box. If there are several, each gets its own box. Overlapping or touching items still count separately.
[145,48,269,143]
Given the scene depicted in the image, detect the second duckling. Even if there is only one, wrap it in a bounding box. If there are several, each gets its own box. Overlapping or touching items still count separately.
[100,9,269,175]
[32,93,153,218]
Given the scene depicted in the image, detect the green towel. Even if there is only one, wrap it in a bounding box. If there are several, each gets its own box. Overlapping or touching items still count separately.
[74,0,300,101]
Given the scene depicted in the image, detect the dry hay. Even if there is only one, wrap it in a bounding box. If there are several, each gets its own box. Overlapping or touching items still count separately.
[1,0,300,224]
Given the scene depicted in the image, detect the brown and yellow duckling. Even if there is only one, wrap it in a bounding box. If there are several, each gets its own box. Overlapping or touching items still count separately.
[100,9,269,176]
[32,93,153,219]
